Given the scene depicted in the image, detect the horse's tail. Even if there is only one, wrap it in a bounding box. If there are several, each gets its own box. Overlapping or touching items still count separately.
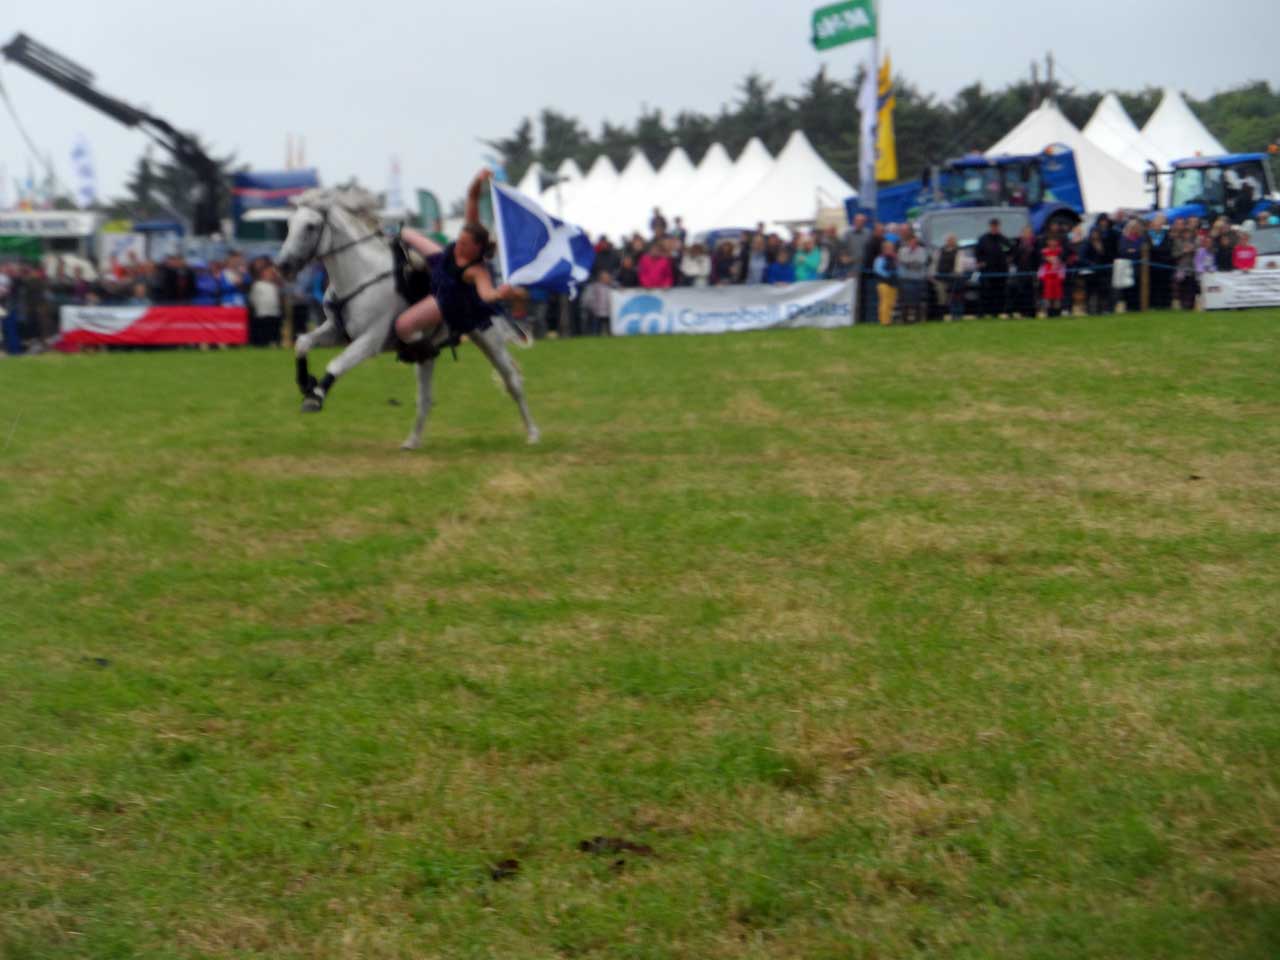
[495,312,534,349]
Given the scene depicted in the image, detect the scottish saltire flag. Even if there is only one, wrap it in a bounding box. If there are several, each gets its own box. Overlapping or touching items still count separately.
[491,181,594,296]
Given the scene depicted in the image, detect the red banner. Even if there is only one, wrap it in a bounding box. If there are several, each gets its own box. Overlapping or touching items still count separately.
[58,305,248,349]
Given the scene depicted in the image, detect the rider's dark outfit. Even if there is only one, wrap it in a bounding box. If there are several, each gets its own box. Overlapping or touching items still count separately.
[395,241,499,362]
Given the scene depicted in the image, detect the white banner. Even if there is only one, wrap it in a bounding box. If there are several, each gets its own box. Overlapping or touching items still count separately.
[61,305,147,336]
[0,211,99,237]
[1201,267,1280,310]
[610,280,855,336]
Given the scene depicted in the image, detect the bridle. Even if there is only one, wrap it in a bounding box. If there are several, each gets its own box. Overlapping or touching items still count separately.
[294,204,394,312]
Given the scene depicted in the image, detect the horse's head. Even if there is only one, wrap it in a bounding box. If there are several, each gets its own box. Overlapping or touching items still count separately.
[275,203,326,281]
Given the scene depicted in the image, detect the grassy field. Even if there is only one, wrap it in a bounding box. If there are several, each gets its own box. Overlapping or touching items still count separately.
[2,310,1279,959]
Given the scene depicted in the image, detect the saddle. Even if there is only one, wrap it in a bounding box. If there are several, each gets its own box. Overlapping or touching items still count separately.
[392,238,434,306]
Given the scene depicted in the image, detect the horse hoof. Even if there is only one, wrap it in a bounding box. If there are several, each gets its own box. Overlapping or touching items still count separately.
[400,438,420,451]
[301,394,324,413]
[526,428,541,445]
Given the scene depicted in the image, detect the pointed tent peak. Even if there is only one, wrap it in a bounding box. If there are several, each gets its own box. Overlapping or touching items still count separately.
[697,142,734,172]
[1142,87,1226,159]
[657,147,696,179]
[515,162,544,196]
[735,136,774,165]
[704,128,854,229]
[775,129,828,164]
[987,100,1082,156]
[618,149,657,180]
[555,158,585,182]
[780,129,815,152]
[584,154,619,181]
[1084,93,1165,174]
[664,144,734,221]
[1085,93,1140,135]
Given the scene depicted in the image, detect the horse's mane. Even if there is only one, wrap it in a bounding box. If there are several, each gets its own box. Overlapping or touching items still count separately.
[293,186,382,230]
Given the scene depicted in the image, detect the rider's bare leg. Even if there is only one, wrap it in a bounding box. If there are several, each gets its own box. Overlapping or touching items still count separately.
[395,295,444,343]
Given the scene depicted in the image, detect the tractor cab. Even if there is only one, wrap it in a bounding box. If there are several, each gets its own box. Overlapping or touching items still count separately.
[869,146,1084,239]
[1164,154,1278,224]
[942,156,1045,209]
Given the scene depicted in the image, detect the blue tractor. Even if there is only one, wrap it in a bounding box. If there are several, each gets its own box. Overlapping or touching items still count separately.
[1151,153,1278,225]
[858,147,1085,238]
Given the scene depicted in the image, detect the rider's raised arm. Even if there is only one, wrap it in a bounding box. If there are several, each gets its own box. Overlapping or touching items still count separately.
[468,264,520,305]
[465,169,493,224]
[400,226,444,258]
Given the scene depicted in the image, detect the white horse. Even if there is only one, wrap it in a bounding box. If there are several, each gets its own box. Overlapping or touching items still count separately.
[275,186,539,449]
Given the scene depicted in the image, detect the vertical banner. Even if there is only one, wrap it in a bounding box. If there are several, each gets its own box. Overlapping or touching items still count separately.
[876,54,898,183]
[386,155,403,213]
[71,135,97,209]
[417,189,443,238]
[858,62,878,210]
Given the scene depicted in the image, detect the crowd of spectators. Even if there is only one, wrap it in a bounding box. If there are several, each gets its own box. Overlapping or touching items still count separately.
[850,207,1277,325]
[5,199,1277,352]
[0,251,311,353]
[506,200,1278,338]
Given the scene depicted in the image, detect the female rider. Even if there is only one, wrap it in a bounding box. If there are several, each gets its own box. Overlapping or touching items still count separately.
[394,169,521,351]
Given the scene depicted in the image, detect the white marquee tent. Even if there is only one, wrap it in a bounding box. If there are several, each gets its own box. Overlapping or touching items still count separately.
[988,101,1147,212]
[665,142,734,224]
[651,147,697,217]
[515,162,544,198]
[1083,93,1168,174]
[712,130,855,229]
[684,136,774,232]
[539,158,585,214]
[1141,87,1226,163]
[596,149,658,238]
[520,132,858,238]
[561,154,619,235]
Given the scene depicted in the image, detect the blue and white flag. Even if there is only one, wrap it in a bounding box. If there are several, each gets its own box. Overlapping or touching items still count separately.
[71,135,97,208]
[491,181,594,296]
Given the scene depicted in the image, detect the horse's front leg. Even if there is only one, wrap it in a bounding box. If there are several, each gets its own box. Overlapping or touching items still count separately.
[295,313,344,410]
[473,325,539,444]
[299,324,385,413]
[296,290,341,404]
[402,358,436,451]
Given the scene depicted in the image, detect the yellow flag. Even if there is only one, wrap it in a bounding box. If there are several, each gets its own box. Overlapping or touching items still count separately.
[876,53,898,182]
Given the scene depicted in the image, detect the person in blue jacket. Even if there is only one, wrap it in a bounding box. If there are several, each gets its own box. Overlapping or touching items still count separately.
[765,248,796,284]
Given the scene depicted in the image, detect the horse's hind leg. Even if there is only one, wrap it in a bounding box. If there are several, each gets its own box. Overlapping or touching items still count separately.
[401,358,437,451]
[473,326,539,444]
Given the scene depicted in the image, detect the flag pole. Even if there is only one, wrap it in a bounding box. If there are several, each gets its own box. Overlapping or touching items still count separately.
[490,179,509,282]
[865,0,879,216]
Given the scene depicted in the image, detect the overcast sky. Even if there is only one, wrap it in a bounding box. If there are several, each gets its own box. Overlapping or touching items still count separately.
[0,0,1273,210]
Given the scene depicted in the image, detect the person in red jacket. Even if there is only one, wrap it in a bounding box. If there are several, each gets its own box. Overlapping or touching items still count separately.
[637,242,674,289]
[1038,239,1067,317]
[1232,231,1258,271]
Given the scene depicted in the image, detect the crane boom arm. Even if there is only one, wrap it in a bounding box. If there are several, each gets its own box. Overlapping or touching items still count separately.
[2,32,224,232]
